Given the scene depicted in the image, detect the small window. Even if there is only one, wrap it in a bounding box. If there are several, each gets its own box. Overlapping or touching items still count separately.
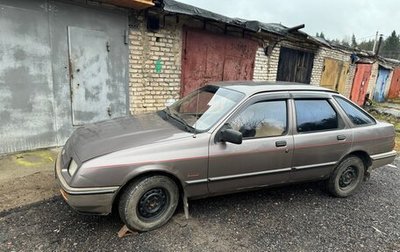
[230,100,287,138]
[295,99,339,132]
[334,96,375,125]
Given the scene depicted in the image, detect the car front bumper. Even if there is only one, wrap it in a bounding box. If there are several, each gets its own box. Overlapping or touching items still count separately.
[55,152,119,215]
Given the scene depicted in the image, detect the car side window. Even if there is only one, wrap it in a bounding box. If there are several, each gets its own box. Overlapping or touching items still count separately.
[295,99,340,133]
[333,96,375,126]
[230,100,287,138]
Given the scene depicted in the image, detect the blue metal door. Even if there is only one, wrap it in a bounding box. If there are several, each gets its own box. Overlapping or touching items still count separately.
[373,67,390,102]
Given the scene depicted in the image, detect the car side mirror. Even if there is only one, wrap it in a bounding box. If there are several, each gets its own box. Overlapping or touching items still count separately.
[219,128,242,144]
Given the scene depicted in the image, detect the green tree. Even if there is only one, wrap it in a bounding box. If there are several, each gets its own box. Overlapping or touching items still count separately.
[351,34,357,48]
[341,39,350,47]
[315,32,325,39]
[381,30,400,59]
[358,39,374,51]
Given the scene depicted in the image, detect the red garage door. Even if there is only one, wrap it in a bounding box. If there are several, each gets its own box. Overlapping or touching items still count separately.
[388,67,400,99]
[350,63,372,106]
[181,29,258,96]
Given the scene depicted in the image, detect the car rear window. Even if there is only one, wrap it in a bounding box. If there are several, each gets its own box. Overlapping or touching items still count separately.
[295,99,339,133]
[333,96,375,126]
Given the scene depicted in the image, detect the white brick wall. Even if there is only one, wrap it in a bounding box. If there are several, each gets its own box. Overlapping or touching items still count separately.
[253,43,280,82]
[128,18,182,114]
[344,64,356,98]
[367,62,379,96]
[310,47,355,97]
[310,47,351,86]
[253,47,269,81]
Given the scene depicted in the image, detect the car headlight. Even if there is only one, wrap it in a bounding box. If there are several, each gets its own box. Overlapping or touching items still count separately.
[68,159,78,176]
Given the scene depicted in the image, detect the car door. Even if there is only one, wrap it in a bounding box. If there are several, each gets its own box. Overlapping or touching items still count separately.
[290,92,353,182]
[208,93,294,194]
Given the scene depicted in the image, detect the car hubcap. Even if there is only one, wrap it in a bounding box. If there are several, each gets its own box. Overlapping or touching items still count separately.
[138,188,168,220]
[339,166,358,189]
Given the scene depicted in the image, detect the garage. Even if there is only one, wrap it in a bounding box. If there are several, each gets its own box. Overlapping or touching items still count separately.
[181,29,258,96]
[0,0,129,153]
[319,58,350,94]
[277,47,315,84]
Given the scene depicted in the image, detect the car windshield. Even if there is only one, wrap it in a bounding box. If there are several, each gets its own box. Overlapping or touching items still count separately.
[166,85,245,132]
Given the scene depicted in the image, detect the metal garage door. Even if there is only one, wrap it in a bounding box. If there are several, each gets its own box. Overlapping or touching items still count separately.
[0,1,57,153]
[68,26,113,125]
[373,67,391,102]
[277,47,314,84]
[320,58,350,93]
[0,0,128,153]
[388,67,400,99]
[350,63,372,106]
[181,29,258,96]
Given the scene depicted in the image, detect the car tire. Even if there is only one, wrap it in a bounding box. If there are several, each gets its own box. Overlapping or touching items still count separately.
[327,155,365,197]
[118,175,179,232]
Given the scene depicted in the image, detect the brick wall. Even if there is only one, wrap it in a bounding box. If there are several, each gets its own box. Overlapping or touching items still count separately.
[367,62,379,96]
[310,47,351,86]
[253,47,269,81]
[344,64,356,98]
[129,15,278,114]
[266,44,281,81]
[253,43,280,81]
[128,17,182,114]
[128,14,363,114]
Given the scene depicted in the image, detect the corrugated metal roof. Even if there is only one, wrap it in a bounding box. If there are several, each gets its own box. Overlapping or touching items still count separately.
[161,0,399,67]
[162,0,292,36]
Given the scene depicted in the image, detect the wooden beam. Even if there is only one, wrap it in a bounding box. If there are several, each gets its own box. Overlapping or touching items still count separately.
[103,0,154,9]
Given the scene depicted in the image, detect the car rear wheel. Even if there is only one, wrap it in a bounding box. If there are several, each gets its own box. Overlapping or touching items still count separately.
[327,156,365,197]
[118,175,179,231]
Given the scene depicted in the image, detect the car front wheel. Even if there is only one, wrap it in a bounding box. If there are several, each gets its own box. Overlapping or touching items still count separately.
[119,175,179,231]
[327,155,365,197]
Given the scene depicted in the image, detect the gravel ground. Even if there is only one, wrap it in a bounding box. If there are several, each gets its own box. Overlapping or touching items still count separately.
[1,159,399,252]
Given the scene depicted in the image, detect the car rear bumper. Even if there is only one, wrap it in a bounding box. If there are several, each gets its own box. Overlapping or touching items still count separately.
[55,152,119,215]
[370,150,397,169]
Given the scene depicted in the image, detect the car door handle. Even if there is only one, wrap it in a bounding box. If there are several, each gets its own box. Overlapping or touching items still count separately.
[337,135,346,141]
[275,140,287,147]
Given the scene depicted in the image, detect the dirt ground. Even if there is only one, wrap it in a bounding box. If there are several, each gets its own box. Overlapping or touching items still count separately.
[0,149,60,212]
[1,160,399,251]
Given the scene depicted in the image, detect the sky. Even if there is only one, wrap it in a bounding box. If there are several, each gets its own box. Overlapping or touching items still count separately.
[177,0,399,43]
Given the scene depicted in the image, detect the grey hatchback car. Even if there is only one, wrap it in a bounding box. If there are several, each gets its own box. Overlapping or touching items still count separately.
[56,81,397,231]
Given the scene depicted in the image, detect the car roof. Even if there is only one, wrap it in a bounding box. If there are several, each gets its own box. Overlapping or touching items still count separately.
[210,81,337,96]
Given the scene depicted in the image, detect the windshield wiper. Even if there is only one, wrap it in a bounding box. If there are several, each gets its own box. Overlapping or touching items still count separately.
[164,107,195,133]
